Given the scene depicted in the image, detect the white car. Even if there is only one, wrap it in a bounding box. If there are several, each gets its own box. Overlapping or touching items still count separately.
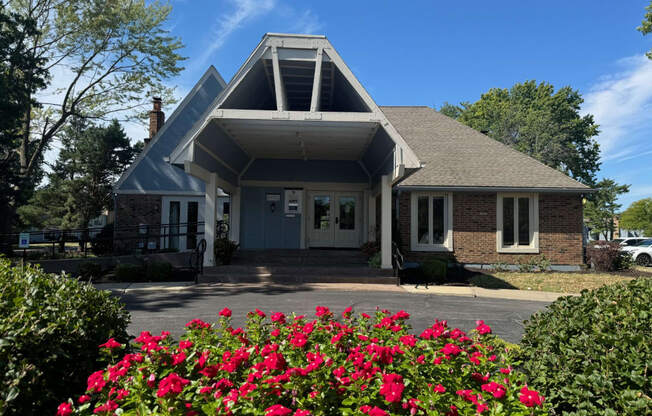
[620,238,652,253]
[629,240,652,266]
[614,237,648,247]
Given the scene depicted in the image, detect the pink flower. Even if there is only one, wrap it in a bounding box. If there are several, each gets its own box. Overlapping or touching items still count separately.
[271,312,286,324]
[360,406,389,416]
[294,410,311,416]
[379,373,404,403]
[255,308,266,318]
[171,351,187,365]
[519,386,544,407]
[219,307,232,317]
[265,404,292,416]
[78,395,91,404]
[87,370,106,393]
[481,382,506,399]
[93,400,117,414]
[185,319,210,329]
[57,402,73,416]
[99,338,122,349]
[440,343,463,356]
[315,306,331,317]
[157,373,190,397]
[434,384,446,393]
[475,320,492,335]
[179,340,194,350]
[342,306,353,318]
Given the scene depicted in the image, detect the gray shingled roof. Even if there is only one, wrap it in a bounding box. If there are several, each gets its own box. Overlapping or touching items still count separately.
[380,106,590,191]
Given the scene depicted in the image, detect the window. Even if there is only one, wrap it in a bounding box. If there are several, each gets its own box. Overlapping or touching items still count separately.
[497,193,538,253]
[410,192,453,251]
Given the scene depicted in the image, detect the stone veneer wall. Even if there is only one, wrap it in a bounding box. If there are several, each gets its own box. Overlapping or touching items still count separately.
[397,191,584,265]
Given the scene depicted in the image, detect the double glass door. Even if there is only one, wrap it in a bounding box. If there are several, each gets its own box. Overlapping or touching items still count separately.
[308,192,360,247]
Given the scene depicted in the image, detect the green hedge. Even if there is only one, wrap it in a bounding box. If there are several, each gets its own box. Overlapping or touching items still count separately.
[519,278,652,415]
[0,259,130,414]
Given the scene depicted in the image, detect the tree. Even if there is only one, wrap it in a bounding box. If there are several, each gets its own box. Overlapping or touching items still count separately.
[620,198,652,236]
[584,179,630,240]
[439,101,464,119]
[0,4,48,248]
[4,0,184,234]
[18,118,140,230]
[639,1,652,59]
[440,81,601,185]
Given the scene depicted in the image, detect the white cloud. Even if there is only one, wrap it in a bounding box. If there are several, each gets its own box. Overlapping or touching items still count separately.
[191,0,276,73]
[290,9,324,34]
[581,55,652,161]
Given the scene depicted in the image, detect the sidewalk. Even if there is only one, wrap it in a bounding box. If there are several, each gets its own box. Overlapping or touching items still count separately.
[95,281,574,301]
[401,285,577,302]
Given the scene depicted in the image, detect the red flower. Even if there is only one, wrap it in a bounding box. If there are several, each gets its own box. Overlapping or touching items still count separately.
[87,370,106,393]
[360,405,389,416]
[434,383,446,393]
[481,381,506,399]
[265,404,292,416]
[475,320,492,335]
[186,319,211,329]
[171,351,187,365]
[179,340,194,350]
[157,373,190,397]
[219,307,232,317]
[440,343,462,356]
[271,312,286,324]
[315,306,331,317]
[57,402,73,416]
[519,386,544,407]
[342,306,353,318]
[99,338,122,349]
[255,308,266,318]
[379,373,404,403]
[93,400,118,414]
[294,410,311,416]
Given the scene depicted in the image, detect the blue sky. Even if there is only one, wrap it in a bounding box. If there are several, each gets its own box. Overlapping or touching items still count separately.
[152,1,652,208]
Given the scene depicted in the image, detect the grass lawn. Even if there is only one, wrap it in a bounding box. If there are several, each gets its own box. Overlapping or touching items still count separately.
[468,266,651,293]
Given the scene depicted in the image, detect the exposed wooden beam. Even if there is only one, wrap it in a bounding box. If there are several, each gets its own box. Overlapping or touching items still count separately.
[310,47,323,112]
[271,46,287,111]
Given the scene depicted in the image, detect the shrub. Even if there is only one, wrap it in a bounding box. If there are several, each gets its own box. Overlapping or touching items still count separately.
[78,261,103,279]
[368,252,381,268]
[114,263,145,281]
[422,258,447,284]
[215,238,239,265]
[519,279,652,415]
[57,306,547,415]
[360,241,380,258]
[491,261,510,272]
[0,259,129,415]
[90,223,113,256]
[586,241,632,271]
[146,261,173,281]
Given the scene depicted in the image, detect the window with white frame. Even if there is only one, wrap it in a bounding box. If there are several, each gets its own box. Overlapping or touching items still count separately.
[496,193,539,253]
[410,192,453,251]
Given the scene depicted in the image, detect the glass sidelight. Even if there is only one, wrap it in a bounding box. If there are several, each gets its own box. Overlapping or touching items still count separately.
[168,201,180,250]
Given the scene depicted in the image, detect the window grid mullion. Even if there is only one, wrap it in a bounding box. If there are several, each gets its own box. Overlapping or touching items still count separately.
[513,197,519,247]
[428,197,433,245]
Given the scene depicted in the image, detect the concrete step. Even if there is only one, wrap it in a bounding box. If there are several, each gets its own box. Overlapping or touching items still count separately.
[198,272,396,285]
[232,249,369,266]
[205,265,392,277]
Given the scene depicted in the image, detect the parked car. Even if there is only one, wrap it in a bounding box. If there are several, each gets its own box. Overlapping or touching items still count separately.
[630,244,652,267]
[613,237,648,247]
[620,238,652,253]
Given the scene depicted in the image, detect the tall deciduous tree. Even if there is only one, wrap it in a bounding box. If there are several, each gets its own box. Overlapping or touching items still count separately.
[439,81,601,185]
[4,0,184,233]
[620,198,652,236]
[639,1,652,59]
[584,179,630,240]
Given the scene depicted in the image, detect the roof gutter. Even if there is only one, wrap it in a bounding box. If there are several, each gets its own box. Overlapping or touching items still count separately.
[395,185,594,193]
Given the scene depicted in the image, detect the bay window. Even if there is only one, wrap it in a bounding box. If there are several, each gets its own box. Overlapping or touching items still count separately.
[410,192,453,251]
[497,193,539,253]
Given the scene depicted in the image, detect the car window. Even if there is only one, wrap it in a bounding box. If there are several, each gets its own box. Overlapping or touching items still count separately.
[636,239,652,247]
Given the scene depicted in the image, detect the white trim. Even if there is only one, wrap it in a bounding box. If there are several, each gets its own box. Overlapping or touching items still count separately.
[380,175,392,269]
[309,47,323,112]
[271,45,287,111]
[115,190,206,196]
[204,173,217,266]
[410,192,454,252]
[195,141,240,176]
[184,161,235,194]
[114,66,227,192]
[496,193,539,253]
[397,185,591,193]
[238,158,255,181]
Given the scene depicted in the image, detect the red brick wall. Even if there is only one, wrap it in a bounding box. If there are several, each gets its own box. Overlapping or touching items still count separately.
[114,194,162,252]
[397,191,584,265]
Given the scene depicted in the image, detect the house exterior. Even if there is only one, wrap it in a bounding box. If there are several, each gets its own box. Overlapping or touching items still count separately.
[114,33,591,269]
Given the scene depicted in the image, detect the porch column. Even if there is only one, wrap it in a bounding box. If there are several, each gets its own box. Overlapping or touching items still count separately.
[380,174,392,269]
[368,191,376,242]
[229,187,241,244]
[204,172,217,267]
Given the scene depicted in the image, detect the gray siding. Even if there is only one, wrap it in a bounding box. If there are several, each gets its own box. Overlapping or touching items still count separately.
[242,159,368,183]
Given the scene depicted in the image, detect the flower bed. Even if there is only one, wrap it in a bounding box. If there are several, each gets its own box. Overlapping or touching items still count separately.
[58,307,546,415]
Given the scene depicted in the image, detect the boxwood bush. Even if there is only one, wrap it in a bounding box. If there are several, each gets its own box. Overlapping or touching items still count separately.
[519,278,652,415]
[57,307,547,415]
[0,259,130,414]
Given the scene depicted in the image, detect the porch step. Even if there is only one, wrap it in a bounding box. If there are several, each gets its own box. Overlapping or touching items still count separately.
[200,265,395,285]
[231,249,369,267]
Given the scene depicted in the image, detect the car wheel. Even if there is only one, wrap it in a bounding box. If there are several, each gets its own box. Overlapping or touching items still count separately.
[636,253,651,267]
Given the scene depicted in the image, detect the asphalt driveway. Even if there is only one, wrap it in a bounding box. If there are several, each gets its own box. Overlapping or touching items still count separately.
[115,283,550,344]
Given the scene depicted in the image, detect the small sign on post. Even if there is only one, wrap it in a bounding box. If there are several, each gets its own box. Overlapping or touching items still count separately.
[18,233,30,249]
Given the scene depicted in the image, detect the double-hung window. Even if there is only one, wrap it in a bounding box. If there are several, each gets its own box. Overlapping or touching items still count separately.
[497,193,539,253]
[410,192,453,251]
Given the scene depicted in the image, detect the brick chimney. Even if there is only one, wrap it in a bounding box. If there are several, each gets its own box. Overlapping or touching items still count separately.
[146,97,165,145]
